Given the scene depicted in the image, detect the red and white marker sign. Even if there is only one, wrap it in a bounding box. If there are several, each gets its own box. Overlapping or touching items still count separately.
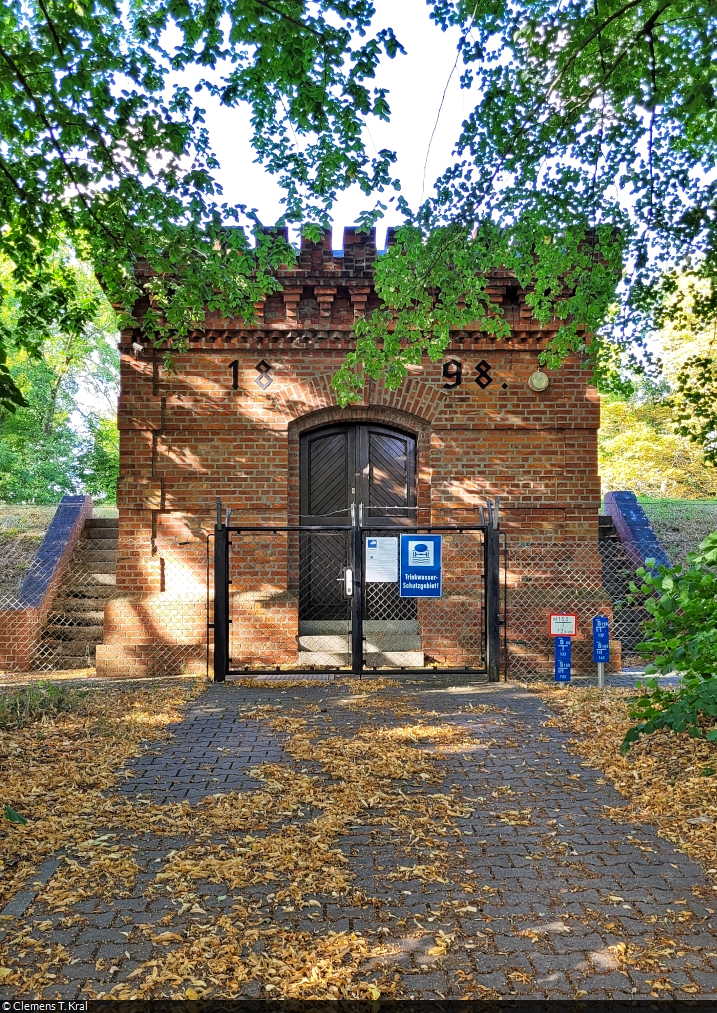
[549,613,578,637]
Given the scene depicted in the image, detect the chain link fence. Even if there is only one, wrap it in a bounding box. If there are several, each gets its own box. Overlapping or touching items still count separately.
[505,539,650,682]
[224,527,487,673]
[1,500,652,681]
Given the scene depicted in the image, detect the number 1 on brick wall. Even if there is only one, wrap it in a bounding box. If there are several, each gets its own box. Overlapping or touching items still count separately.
[229,360,239,390]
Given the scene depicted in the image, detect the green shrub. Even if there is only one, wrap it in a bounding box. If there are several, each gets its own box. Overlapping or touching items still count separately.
[0,681,88,731]
[621,531,717,752]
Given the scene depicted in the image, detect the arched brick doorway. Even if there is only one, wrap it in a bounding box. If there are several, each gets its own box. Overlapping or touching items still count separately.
[299,421,417,625]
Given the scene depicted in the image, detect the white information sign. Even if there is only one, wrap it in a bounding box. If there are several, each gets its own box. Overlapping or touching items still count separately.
[365,537,398,583]
[549,613,578,637]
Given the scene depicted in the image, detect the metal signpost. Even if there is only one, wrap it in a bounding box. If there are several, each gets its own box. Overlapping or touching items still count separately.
[592,615,610,689]
[399,534,443,598]
[549,613,577,685]
[554,636,572,682]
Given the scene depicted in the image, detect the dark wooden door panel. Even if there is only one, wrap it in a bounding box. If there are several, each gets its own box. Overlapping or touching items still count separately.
[301,426,353,521]
[300,423,416,621]
[364,428,415,521]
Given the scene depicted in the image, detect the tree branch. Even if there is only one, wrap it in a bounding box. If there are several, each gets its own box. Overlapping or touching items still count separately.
[0,43,122,244]
[35,0,65,58]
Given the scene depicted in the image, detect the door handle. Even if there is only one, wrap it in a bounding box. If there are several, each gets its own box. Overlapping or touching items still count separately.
[337,568,353,597]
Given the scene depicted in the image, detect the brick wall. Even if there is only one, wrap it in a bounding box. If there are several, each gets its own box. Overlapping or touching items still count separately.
[100,228,607,678]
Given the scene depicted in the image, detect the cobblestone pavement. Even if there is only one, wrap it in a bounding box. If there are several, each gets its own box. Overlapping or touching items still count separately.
[2,677,717,1000]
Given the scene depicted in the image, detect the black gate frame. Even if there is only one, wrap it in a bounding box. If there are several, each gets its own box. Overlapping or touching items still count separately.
[211,500,505,682]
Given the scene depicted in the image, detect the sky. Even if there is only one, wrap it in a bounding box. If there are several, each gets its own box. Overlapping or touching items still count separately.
[200,3,468,250]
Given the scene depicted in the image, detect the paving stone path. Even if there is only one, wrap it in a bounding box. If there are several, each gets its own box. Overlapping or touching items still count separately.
[2,677,717,1000]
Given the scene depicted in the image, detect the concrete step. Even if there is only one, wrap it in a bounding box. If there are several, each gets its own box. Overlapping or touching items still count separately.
[299,635,350,652]
[58,585,117,601]
[51,597,112,612]
[365,634,422,651]
[298,650,424,668]
[77,538,118,551]
[43,625,104,641]
[68,561,116,575]
[76,549,118,563]
[299,619,420,635]
[299,633,422,652]
[85,525,119,538]
[296,651,351,668]
[41,640,98,658]
[298,621,351,635]
[34,654,95,670]
[86,517,119,529]
[365,651,424,668]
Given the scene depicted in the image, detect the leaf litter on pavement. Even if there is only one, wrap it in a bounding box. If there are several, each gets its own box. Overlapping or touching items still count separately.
[538,686,717,882]
[537,684,717,996]
[0,678,501,1000]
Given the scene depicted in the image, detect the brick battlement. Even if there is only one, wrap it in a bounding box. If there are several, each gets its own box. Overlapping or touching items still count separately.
[126,227,564,348]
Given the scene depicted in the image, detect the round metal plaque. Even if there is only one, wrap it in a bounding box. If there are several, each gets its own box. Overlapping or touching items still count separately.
[528,370,549,391]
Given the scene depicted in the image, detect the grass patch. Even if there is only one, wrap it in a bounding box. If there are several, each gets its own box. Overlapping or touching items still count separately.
[0,680,89,731]
[0,504,57,536]
[0,531,44,598]
[638,498,717,566]
[0,505,57,599]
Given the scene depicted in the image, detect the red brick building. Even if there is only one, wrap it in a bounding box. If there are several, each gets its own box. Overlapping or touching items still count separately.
[97,227,608,680]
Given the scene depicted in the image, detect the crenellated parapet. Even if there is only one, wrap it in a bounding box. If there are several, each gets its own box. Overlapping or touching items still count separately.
[125,226,570,351]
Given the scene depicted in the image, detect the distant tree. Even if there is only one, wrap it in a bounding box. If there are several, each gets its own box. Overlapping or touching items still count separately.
[0,257,119,503]
[77,417,119,503]
[599,396,717,498]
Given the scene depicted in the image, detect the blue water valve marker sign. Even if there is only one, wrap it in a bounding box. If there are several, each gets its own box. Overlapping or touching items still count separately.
[554,636,572,682]
[593,615,610,663]
[400,534,442,598]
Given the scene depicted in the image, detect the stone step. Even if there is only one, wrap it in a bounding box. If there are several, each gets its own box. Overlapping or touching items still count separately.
[76,549,118,563]
[40,640,98,658]
[299,634,422,652]
[64,572,116,587]
[299,635,350,652]
[56,585,117,601]
[67,561,117,575]
[364,651,424,668]
[77,538,118,551]
[34,653,95,670]
[86,517,119,529]
[51,598,111,613]
[299,619,420,635]
[47,611,105,625]
[43,625,104,641]
[296,652,351,669]
[85,525,119,538]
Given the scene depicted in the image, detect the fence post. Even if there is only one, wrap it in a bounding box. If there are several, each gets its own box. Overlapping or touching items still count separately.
[351,516,363,677]
[485,525,501,682]
[213,513,229,683]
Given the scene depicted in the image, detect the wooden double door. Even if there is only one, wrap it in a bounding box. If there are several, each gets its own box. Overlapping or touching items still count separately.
[299,423,417,620]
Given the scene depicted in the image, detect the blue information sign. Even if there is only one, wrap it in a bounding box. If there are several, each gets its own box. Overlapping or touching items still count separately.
[400,534,442,598]
[592,615,610,663]
[554,636,572,682]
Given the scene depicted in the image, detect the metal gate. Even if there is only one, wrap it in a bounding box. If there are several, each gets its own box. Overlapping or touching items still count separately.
[211,499,504,681]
